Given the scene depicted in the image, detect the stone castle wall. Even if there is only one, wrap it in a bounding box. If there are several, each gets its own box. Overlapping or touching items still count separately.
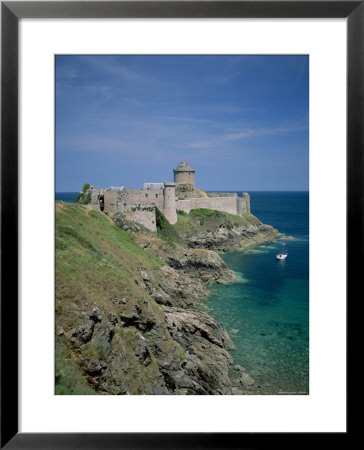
[103,189,119,214]
[120,188,164,211]
[119,204,157,232]
[90,187,250,224]
[90,188,105,204]
[207,192,237,198]
[87,163,250,228]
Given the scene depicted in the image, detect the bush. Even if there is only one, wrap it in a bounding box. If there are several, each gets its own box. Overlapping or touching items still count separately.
[76,183,91,204]
[190,208,222,218]
[177,210,188,216]
[155,208,181,245]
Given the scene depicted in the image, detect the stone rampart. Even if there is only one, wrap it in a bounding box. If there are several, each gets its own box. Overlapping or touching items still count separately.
[207,192,238,198]
[103,189,119,214]
[119,204,157,232]
[120,188,164,211]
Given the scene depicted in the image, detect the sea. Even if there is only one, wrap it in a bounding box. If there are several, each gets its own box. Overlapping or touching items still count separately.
[56,192,79,203]
[56,191,309,395]
[202,191,309,395]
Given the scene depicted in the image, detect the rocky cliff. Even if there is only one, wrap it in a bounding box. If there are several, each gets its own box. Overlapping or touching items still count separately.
[174,208,280,252]
[55,203,278,395]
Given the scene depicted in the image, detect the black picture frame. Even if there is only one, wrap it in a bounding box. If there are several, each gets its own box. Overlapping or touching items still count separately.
[1,1,357,448]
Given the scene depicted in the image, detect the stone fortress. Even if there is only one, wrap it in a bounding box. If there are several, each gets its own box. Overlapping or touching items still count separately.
[88,162,250,232]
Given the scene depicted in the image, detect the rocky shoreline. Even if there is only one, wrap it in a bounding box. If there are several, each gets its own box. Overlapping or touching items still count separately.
[56,203,280,395]
[184,222,279,253]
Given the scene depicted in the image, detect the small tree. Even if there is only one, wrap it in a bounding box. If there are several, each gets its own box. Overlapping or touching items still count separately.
[76,183,91,204]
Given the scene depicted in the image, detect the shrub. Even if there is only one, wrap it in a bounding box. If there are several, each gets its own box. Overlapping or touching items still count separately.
[190,208,222,218]
[155,208,181,245]
[76,183,91,205]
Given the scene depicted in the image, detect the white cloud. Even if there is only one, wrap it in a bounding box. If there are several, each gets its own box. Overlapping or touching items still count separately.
[187,124,308,149]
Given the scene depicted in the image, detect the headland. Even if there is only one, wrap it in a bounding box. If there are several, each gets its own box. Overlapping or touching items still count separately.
[56,163,280,394]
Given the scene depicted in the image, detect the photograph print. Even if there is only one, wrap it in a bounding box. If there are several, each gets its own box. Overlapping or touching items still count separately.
[55,55,309,395]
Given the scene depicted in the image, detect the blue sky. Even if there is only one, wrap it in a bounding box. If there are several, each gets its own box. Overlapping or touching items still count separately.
[56,55,308,191]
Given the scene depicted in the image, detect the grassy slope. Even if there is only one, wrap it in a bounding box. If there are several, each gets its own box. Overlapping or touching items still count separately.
[55,203,268,393]
[56,203,163,298]
[55,202,165,394]
[174,208,262,237]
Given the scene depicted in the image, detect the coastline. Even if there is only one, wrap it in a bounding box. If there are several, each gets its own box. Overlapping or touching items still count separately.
[55,201,281,395]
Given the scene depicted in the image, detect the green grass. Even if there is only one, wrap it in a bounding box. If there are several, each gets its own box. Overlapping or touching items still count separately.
[177,210,188,217]
[155,207,182,246]
[55,337,95,395]
[76,183,91,204]
[190,208,224,218]
[173,208,262,237]
[56,201,164,321]
[55,202,170,394]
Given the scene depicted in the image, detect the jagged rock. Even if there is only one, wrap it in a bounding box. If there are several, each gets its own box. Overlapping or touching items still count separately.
[86,306,103,323]
[69,321,94,345]
[86,359,105,376]
[164,307,234,349]
[119,307,142,327]
[140,270,150,281]
[161,306,235,394]
[152,291,173,306]
[111,297,127,305]
[184,223,279,252]
[231,387,243,395]
[240,372,255,387]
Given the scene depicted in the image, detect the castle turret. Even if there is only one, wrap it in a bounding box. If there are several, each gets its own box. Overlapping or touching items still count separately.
[173,161,195,190]
[163,182,177,224]
[242,192,250,213]
[237,196,243,217]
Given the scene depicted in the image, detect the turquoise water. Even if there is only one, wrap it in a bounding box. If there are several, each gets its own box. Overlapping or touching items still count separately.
[202,192,309,394]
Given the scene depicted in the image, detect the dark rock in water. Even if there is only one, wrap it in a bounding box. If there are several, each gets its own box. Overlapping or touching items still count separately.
[240,372,255,387]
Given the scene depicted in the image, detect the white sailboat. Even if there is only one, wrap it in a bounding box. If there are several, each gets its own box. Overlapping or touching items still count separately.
[276,243,288,260]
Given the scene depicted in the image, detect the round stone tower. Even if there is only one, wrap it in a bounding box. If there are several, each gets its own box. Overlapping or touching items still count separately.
[163,182,177,225]
[173,161,195,190]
